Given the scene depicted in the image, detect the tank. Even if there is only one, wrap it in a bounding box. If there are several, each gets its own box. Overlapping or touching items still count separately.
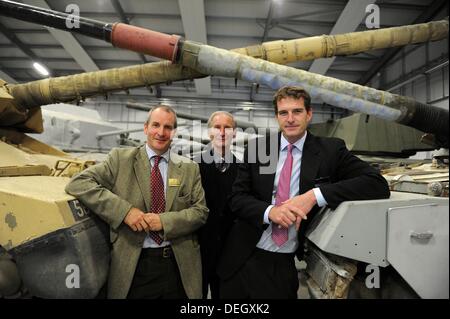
[304,119,448,299]
[0,1,200,298]
[0,0,448,299]
[0,55,201,300]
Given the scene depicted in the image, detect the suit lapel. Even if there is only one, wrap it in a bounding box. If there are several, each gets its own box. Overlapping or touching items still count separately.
[300,133,321,194]
[166,153,183,211]
[133,146,151,212]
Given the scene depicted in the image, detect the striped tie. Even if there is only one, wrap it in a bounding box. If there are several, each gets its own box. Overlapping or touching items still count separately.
[149,155,165,245]
[272,144,293,246]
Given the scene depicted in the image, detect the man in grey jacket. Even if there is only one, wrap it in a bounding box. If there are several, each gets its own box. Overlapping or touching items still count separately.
[66,105,208,299]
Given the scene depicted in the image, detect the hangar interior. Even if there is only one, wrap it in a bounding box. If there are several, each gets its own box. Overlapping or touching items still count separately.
[0,0,448,300]
[0,0,448,155]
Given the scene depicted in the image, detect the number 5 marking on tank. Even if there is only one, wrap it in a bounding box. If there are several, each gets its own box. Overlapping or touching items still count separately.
[68,199,91,221]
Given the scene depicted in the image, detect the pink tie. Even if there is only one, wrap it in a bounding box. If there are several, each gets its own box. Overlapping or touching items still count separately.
[149,156,165,245]
[272,144,293,246]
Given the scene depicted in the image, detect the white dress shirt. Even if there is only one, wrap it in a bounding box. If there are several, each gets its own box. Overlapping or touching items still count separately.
[256,132,328,253]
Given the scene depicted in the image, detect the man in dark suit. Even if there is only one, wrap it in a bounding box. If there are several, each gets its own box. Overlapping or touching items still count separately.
[195,111,239,299]
[218,86,390,299]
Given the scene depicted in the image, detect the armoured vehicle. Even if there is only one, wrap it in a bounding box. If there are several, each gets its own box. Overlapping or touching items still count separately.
[305,118,448,299]
[0,0,448,298]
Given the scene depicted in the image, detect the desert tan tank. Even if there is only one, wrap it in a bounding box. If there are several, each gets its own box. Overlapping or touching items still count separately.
[0,61,205,298]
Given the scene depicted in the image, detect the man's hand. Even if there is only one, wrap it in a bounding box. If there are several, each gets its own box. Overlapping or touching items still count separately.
[283,189,317,229]
[143,213,163,231]
[268,203,305,230]
[124,207,150,232]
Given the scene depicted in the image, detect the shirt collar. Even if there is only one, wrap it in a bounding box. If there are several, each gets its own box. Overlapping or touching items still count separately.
[212,150,224,163]
[145,143,170,163]
[211,146,235,163]
[280,131,307,153]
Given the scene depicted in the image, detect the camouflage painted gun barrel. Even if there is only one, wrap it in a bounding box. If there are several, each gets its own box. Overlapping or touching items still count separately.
[231,20,449,64]
[178,41,449,146]
[1,0,447,63]
[126,101,257,130]
[2,62,203,133]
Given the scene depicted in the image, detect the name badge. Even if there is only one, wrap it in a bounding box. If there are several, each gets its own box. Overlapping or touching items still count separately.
[169,178,181,187]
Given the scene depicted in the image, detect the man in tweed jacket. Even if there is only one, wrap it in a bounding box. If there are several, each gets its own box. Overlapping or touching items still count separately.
[66,105,208,299]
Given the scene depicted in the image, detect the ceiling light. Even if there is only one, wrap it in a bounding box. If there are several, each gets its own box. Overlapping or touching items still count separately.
[33,62,49,76]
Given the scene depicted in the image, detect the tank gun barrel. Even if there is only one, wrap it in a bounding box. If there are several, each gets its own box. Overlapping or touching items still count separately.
[0,0,182,62]
[126,102,258,130]
[178,42,449,146]
[0,1,447,64]
[0,0,111,42]
[4,62,203,132]
[1,0,448,145]
[96,128,142,140]
[7,62,201,109]
[232,19,449,64]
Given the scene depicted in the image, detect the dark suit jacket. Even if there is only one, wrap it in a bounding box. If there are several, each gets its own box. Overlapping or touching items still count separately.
[217,132,390,280]
[195,149,239,275]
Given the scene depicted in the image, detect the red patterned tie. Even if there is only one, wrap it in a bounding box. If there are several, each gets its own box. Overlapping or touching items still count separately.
[149,155,165,245]
[272,144,293,246]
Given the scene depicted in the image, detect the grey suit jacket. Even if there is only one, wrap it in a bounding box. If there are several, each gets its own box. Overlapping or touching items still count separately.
[65,145,209,299]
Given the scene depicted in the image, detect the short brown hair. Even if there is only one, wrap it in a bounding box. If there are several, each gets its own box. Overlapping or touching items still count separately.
[145,104,177,128]
[272,86,311,114]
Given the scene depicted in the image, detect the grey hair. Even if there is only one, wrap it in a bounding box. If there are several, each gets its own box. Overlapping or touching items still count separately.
[145,104,178,129]
[207,111,236,129]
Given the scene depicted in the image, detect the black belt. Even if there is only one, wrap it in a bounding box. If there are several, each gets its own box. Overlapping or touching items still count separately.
[140,246,173,258]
